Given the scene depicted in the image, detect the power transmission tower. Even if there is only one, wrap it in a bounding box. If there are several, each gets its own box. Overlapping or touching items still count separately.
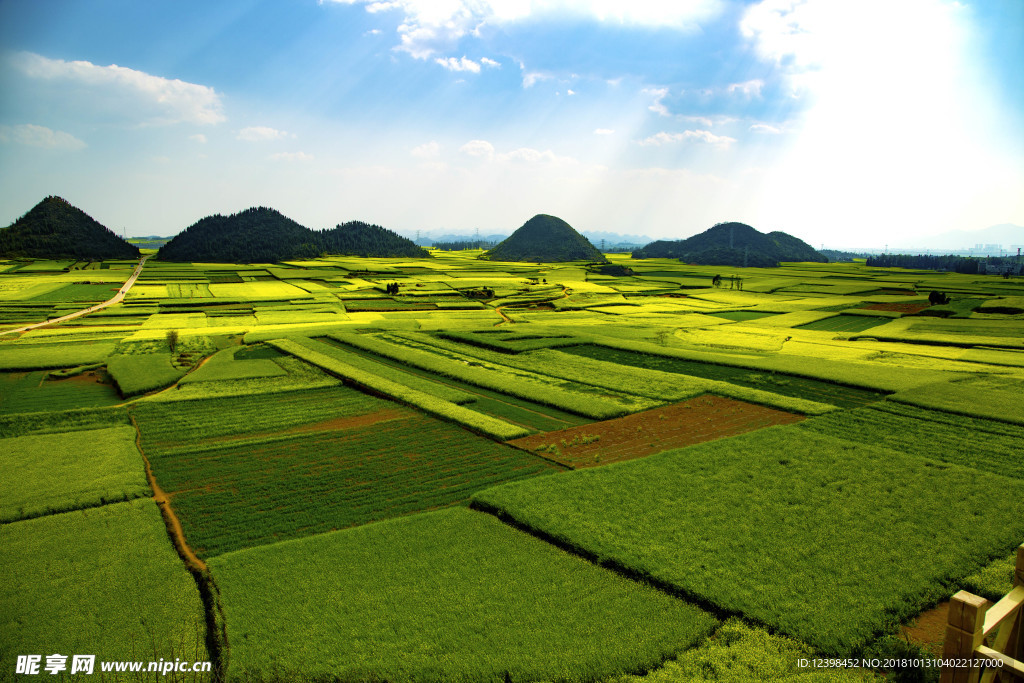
[475,227,480,250]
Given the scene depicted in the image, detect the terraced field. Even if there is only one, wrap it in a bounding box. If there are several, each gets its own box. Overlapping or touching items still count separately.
[2,253,1022,683]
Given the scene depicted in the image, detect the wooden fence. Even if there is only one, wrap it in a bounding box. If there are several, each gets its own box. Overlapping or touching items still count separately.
[941,543,1024,683]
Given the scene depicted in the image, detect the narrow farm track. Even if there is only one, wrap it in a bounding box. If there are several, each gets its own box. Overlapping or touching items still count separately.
[129,411,206,573]
[0,254,149,336]
[493,285,572,326]
[129,410,229,679]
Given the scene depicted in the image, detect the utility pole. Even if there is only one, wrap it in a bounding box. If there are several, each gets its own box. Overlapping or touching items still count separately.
[416,229,420,244]
[601,238,605,252]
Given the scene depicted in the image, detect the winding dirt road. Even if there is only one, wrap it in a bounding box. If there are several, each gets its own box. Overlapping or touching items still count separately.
[0,255,149,336]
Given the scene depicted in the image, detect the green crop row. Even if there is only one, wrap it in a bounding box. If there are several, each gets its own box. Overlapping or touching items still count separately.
[0,500,209,669]
[0,403,129,438]
[0,341,117,371]
[209,507,717,682]
[0,425,150,523]
[472,426,1024,656]
[408,333,835,413]
[0,369,123,415]
[328,332,638,420]
[144,412,558,558]
[798,402,1024,479]
[296,337,475,404]
[889,375,1024,425]
[436,329,583,353]
[106,352,187,397]
[132,384,379,448]
[269,338,529,440]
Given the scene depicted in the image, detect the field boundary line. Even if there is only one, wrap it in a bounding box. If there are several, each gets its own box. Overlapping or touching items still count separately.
[128,409,229,681]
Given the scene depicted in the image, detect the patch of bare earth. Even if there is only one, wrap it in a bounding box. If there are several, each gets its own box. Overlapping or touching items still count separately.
[901,601,953,658]
[510,394,804,469]
[861,301,932,314]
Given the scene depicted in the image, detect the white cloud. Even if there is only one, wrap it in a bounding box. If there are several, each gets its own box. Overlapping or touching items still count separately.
[435,56,481,73]
[497,147,577,165]
[459,139,495,158]
[237,126,291,141]
[189,134,208,144]
[522,71,553,88]
[638,130,736,147]
[594,128,615,135]
[749,123,782,134]
[480,57,500,68]
[642,87,670,116]
[325,0,723,59]
[270,151,314,162]
[566,89,576,96]
[9,52,224,125]
[726,79,764,97]
[0,123,86,150]
[365,28,382,35]
[411,141,440,158]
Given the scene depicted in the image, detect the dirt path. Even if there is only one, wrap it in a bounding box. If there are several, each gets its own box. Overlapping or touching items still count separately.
[1,255,150,336]
[129,411,207,572]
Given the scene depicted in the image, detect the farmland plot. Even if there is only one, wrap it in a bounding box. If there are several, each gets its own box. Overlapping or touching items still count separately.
[472,426,1024,655]
[134,387,559,557]
[210,507,717,682]
[0,425,149,522]
[0,500,208,668]
[0,369,121,414]
[511,395,805,469]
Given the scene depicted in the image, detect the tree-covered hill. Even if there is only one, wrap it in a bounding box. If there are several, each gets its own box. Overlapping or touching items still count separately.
[481,215,607,263]
[157,208,430,262]
[0,196,140,260]
[158,207,319,263]
[632,222,825,266]
[321,221,430,258]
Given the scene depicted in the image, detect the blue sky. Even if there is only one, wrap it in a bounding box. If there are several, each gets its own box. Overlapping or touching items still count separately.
[0,0,1021,248]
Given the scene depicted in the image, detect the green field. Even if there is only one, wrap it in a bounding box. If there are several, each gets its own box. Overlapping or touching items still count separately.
[0,425,150,522]
[134,386,558,557]
[106,352,187,396]
[0,369,122,414]
[472,426,1024,655]
[0,500,208,670]
[210,507,718,682]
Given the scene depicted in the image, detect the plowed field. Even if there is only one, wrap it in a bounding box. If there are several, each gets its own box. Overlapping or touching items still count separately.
[510,395,804,469]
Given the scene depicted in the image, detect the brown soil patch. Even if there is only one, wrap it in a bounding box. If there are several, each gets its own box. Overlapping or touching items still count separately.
[901,601,951,657]
[510,395,805,469]
[284,409,409,434]
[861,301,931,314]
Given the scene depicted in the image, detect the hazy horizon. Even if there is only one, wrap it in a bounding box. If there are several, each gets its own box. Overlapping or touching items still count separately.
[1,0,1021,246]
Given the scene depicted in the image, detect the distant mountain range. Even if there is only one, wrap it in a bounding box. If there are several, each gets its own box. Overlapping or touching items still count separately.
[159,207,430,262]
[633,222,825,266]
[894,224,1024,252]
[0,196,140,260]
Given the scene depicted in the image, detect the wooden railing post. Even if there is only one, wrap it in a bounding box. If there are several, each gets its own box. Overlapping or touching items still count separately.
[941,590,989,683]
[1011,545,1024,667]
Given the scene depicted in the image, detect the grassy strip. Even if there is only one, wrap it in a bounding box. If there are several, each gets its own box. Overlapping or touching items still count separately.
[436,329,582,353]
[609,619,880,683]
[0,500,209,668]
[269,338,529,440]
[178,346,287,384]
[0,404,129,438]
[0,341,117,370]
[106,352,187,396]
[412,334,836,414]
[296,337,475,404]
[0,425,150,523]
[209,507,717,682]
[888,375,1024,425]
[798,404,1023,479]
[560,344,877,409]
[330,332,639,419]
[472,426,1024,656]
[393,332,700,402]
[586,334,944,392]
